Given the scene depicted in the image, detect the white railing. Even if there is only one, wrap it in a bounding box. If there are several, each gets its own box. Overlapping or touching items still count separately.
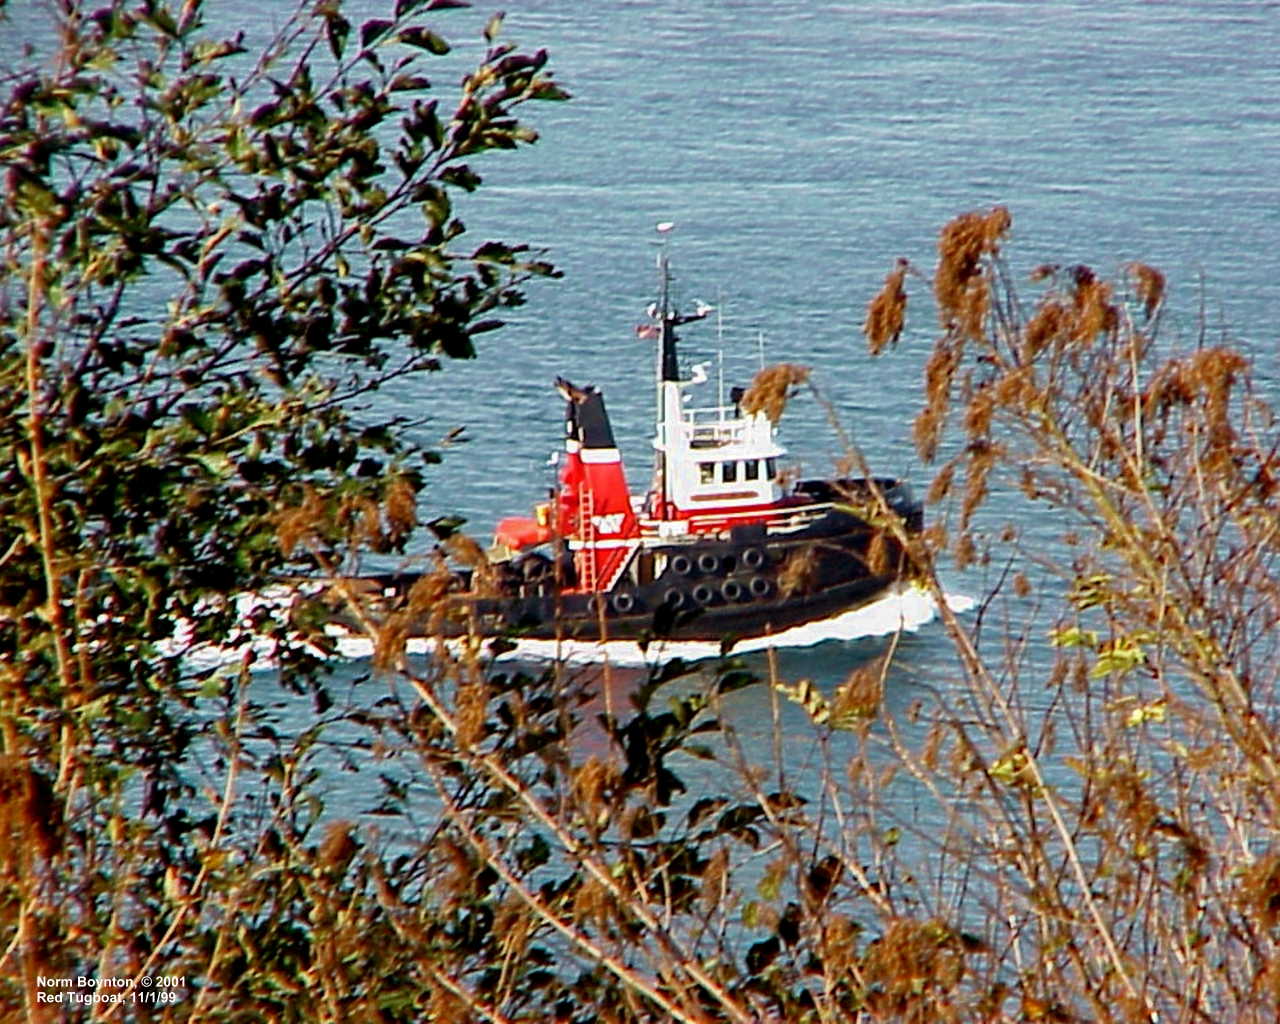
[680,405,771,447]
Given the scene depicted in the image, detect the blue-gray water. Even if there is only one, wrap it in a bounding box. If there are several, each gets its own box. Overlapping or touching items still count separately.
[389,0,1280,525]
[255,0,1279,831]
[11,0,1280,838]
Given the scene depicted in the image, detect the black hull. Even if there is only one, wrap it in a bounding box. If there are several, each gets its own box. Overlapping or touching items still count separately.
[318,482,922,648]
[471,571,906,643]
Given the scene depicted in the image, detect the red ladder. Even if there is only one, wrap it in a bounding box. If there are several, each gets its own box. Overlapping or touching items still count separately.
[577,489,598,591]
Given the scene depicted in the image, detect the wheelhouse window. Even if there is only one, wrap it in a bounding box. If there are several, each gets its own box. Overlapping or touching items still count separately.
[699,462,714,484]
[765,457,777,479]
[744,459,759,481]
[722,460,738,483]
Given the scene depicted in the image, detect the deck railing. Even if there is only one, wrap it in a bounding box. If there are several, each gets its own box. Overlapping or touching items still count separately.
[680,405,771,447]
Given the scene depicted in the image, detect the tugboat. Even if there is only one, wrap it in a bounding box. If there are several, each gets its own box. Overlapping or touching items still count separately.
[324,232,923,647]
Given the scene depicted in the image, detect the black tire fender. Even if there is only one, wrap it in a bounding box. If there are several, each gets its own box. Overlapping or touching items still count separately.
[697,552,720,575]
[671,554,694,576]
[722,579,745,603]
[741,547,766,570]
[749,575,772,599]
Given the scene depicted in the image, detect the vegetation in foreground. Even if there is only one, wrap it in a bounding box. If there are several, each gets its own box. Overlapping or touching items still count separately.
[4,3,1280,1021]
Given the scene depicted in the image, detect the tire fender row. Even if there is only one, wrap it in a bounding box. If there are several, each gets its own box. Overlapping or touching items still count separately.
[609,546,775,615]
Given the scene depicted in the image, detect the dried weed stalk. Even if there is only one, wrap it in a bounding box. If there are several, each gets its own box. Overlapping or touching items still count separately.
[741,363,811,423]
[778,545,818,598]
[934,205,1011,340]
[851,212,1280,1021]
[864,257,910,355]
[1127,261,1166,319]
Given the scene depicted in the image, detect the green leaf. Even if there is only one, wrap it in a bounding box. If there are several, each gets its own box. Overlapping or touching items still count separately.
[325,13,351,60]
[531,80,571,101]
[360,18,393,48]
[397,27,450,54]
[1049,625,1098,648]
[775,678,830,725]
[389,73,431,92]
[1091,638,1146,678]
[1125,700,1167,727]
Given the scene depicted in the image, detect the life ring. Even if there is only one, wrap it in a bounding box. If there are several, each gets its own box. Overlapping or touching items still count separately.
[722,579,745,603]
[671,554,694,576]
[611,590,636,615]
[749,575,772,599]
[741,547,766,570]
[663,588,686,609]
[692,583,716,605]
[697,552,720,575]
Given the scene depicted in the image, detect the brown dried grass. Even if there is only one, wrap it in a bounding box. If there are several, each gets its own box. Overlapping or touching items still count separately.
[961,441,998,520]
[278,477,417,557]
[384,476,418,544]
[927,461,957,504]
[445,532,499,595]
[1191,347,1248,444]
[1240,852,1280,930]
[866,530,891,575]
[350,496,383,548]
[373,613,410,671]
[317,820,359,875]
[864,257,910,356]
[778,545,818,598]
[1019,266,1119,356]
[0,757,61,863]
[391,568,458,636]
[700,847,730,907]
[1023,300,1070,359]
[1127,261,1166,319]
[935,206,1011,339]
[832,653,887,721]
[572,876,613,931]
[445,532,487,568]
[572,756,616,822]
[276,485,326,557]
[1143,347,1248,450]
[913,336,963,462]
[455,681,489,748]
[963,389,994,441]
[741,363,811,423]
[992,366,1036,410]
[1068,265,1117,343]
[862,917,966,1020]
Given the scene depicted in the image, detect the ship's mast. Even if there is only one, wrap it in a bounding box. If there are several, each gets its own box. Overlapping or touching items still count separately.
[653,223,677,514]
[656,232,680,386]
[648,222,712,518]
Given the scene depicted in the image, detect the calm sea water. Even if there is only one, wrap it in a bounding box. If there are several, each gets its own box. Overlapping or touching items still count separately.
[379,3,1280,641]
[300,1,1279,821]
[361,0,1280,525]
[11,1,1280,820]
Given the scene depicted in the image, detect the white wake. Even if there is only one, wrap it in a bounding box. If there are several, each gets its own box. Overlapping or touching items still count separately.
[171,582,975,673]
